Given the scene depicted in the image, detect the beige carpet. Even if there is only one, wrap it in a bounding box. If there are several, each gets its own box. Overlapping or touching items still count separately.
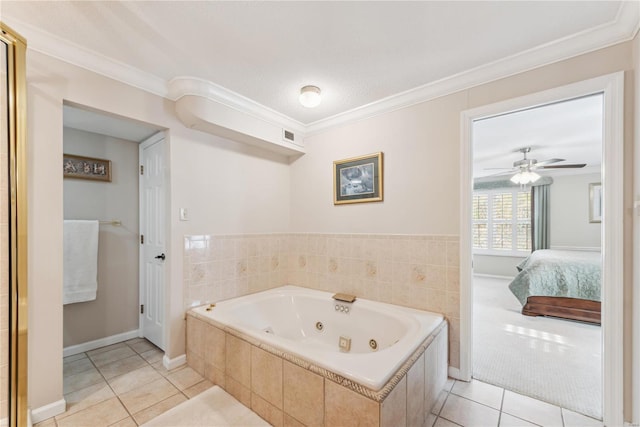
[473,275,602,420]
[141,386,270,427]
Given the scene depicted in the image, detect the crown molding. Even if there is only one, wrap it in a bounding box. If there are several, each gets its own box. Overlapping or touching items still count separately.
[305,1,640,135]
[4,1,638,138]
[169,77,306,135]
[3,17,168,98]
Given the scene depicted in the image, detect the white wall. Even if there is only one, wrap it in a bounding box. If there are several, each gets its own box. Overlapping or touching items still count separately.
[62,127,140,347]
[550,172,602,249]
[473,255,525,278]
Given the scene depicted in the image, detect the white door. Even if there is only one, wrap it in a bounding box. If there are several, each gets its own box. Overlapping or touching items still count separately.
[139,133,166,350]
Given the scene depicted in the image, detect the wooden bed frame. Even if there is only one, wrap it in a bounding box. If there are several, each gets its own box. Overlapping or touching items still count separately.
[522,296,601,325]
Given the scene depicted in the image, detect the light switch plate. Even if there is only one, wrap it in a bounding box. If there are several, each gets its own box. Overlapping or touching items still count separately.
[180,208,188,221]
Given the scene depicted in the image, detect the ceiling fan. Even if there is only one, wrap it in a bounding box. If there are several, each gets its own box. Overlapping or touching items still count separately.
[486,147,587,184]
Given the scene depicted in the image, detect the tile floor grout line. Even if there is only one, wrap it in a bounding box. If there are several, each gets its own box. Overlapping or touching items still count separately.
[448,391,504,414]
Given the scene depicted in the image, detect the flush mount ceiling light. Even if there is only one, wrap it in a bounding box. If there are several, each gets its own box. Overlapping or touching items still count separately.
[299,85,321,108]
[510,167,541,185]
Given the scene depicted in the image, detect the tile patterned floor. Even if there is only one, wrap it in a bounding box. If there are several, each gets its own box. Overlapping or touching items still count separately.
[428,378,603,427]
[35,338,213,427]
[36,338,603,427]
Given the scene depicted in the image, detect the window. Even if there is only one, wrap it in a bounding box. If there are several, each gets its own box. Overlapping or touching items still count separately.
[473,189,531,254]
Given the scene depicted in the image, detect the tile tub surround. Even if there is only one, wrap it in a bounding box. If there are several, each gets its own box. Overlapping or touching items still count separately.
[186,311,448,427]
[184,233,460,367]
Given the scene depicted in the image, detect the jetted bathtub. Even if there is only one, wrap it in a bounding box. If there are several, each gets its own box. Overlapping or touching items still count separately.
[189,285,445,391]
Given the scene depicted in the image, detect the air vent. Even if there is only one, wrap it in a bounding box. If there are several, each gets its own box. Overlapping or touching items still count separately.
[283,129,295,142]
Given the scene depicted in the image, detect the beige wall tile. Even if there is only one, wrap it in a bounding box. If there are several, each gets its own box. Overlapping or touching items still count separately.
[226,334,252,387]
[325,380,379,427]
[252,393,284,427]
[187,315,204,358]
[225,375,252,408]
[283,361,324,427]
[381,376,407,427]
[204,324,226,371]
[407,354,426,427]
[187,351,205,375]
[56,397,128,427]
[251,347,283,409]
[204,362,226,387]
[424,342,437,414]
[283,413,306,427]
[426,241,447,266]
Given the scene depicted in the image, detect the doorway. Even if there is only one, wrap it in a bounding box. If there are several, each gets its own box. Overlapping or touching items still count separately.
[459,73,625,426]
[62,103,165,354]
[470,94,603,418]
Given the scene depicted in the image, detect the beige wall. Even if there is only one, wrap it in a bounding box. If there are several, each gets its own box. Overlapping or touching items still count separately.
[291,41,635,418]
[550,172,602,249]
[62,127,140,347]
[26,51,291,410]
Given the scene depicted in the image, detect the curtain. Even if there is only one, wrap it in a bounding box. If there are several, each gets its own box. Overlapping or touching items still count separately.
[531,184,550,251]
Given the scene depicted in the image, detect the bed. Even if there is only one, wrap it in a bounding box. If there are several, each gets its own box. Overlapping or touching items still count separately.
[508,249,601,324]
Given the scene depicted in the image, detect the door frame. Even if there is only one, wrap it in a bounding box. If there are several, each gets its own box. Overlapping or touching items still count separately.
[138,131,168,349]
[459,72,624,426]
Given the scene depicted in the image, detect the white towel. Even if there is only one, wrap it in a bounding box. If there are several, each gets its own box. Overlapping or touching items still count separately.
[63,220,99,304]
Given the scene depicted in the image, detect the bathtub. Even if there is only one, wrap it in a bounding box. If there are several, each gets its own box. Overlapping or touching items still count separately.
[190,285,444,391]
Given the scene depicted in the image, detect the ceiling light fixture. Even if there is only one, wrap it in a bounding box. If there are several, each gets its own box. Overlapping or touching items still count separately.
[510,168,541,185]
[299,85,321,108]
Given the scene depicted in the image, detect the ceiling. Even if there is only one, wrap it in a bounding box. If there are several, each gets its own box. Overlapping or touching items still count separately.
[1,1,635,128]
[473,94,603,178]
[1,1,635,167]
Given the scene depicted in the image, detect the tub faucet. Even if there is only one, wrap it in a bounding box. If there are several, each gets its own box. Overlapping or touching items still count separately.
[332,293,356,303]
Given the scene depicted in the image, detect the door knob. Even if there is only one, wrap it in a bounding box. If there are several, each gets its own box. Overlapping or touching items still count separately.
[155,253,166,260]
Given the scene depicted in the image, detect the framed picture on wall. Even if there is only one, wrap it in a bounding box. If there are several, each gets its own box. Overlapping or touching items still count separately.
[333,152,383,205]
[63,154,112,182]
[589,182,602,223]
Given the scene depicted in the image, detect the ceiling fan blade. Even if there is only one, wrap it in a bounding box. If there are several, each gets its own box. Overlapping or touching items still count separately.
[540,163,587,169]
[483,167,515,170]
[535,158,565,166]
[479,170,517,178]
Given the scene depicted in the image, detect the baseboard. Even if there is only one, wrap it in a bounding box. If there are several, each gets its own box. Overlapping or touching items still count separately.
[448,366,464,381]
[473,273,515,280]
[63,329,140,357]
[163,354,186,371]
[30,398,66,424]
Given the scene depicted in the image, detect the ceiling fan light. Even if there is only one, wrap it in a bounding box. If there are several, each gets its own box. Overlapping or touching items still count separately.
[510,170,541,185]
[299,85,321,108]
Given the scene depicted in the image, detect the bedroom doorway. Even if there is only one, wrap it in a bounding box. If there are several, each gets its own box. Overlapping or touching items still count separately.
[470,93,603,420]
[459,73,624,426]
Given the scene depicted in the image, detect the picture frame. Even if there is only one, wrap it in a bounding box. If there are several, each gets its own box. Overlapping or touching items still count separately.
[589,182,602,223]
[63,153,112,182]
[333,152,383,205]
